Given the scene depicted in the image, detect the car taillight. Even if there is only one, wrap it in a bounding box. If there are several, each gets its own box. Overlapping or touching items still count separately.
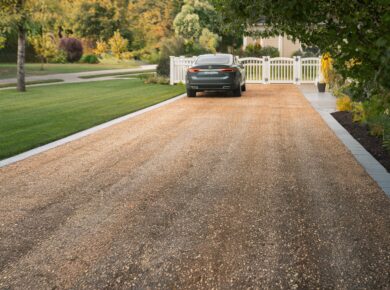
[188,68,200,73]
[219,68,237,72]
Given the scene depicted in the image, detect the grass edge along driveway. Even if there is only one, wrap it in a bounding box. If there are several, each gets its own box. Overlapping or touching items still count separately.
[0,79,185,160]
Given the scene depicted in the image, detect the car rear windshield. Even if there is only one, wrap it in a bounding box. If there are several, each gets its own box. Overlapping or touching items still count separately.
[195,55,231,65]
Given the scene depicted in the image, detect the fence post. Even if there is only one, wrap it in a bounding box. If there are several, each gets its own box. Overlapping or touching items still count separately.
[263,56,270,84]
[294,56,301,85]
[169,56,175,85]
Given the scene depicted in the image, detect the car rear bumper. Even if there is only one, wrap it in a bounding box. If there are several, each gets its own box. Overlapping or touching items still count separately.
[186,83,235,91]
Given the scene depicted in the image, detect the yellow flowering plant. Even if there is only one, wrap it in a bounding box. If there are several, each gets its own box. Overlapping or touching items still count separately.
[320,52,333,84]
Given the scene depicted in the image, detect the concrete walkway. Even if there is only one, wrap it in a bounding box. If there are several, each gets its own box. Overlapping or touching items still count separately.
[0,64,156,87]
[0,85,389,289]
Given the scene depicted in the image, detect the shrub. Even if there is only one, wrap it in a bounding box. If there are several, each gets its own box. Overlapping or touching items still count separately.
[244,44,280,57]
[51,50,67,63]
[134,48,159,63]
[320,53,333,84]
[0,35,5,49]
[157,37,187,77]
[143,74,170,85]
[157,57,170,77]
[352,102,366,123]
[260,46,280,57]
[121,51,133,60]
[80,54,99,64]
[301,46,320,57]
[336,95,352,111]
[94,40,109,56]
[108,30,128,59]
[244,43,262,56]
[291,50,303,57]
[59,38,83,62]
[143,50,160,64]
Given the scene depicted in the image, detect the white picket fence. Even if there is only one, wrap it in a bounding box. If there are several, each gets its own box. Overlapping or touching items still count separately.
[169,56,321,85]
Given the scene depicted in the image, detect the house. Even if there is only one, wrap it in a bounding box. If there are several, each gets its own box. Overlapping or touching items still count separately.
[243,20,302,57]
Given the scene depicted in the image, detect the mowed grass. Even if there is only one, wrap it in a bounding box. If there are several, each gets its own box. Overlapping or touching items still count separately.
[0,79,185,160]
[0,62,140,79]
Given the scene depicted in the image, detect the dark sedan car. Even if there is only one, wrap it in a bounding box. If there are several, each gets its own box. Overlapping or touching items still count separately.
[186,54,246,97]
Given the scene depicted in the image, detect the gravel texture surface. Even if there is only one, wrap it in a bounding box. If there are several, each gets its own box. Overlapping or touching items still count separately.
[0,85,389,289]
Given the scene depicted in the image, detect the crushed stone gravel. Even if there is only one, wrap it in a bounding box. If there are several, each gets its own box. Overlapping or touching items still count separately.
[0,84,389,289]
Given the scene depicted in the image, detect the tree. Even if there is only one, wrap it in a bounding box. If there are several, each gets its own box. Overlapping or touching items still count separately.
[199,28,219,53]
[72,1,118,41]
[94,39,109,56]
[0,0,60,92]
[212,0,390,99]
[128,0,179,49]
[108,30,128,59]
[173,0,219,40]
[0,0,29,91]
[28,33,58,70]
[173,8,202,40]
[173,0,242,52]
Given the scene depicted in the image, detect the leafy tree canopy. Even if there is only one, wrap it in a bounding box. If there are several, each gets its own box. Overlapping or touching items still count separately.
[212,0,390,98]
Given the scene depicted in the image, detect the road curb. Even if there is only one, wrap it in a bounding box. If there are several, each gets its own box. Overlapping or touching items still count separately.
[0,93,187,168]
[300,88,390,197]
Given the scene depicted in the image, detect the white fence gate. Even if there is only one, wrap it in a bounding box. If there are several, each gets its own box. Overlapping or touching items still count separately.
[170,56,320,85]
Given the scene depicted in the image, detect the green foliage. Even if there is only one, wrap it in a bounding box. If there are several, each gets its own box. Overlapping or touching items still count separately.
[244,44,279,57]
[174,8,202,40]
[80,54,99,64]
[244,44,262,56]
[108,30,128,59]
[199,28,219,53]
[28,33,59,64]
[0,35,5,49]
[352,102,366,123]
[336,95,352,112]
[157,36,187,76]
[173,0,225,51]
[49,50,67,64]
[212,0,390,95]
[94,40,109,56]
[73,1,118,41]
[141,49,160,64]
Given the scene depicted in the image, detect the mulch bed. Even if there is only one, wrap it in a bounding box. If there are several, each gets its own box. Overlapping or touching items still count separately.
[332,111,390,172]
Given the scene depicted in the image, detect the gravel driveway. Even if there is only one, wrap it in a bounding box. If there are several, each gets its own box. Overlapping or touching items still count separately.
[0,85,389,289]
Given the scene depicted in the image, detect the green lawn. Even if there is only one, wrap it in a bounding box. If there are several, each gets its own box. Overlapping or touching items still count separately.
[0,79,64,88]
[0,79,185,160]
[0,62,141,80]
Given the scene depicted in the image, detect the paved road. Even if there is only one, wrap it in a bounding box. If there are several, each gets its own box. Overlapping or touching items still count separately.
[0,85,389,289]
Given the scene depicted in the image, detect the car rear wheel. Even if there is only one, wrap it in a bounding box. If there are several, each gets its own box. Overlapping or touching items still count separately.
[241,84,246,92]
[187,89,197,97]
[233,85,242,97]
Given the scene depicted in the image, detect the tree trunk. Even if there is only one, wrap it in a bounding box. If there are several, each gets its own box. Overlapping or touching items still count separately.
[40,57,45,71]
[17,26,26,92]
[16,0,26,92]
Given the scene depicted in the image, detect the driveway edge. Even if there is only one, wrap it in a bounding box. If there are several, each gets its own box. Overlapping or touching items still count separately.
[0,93,186,168]
[300,86,390,197]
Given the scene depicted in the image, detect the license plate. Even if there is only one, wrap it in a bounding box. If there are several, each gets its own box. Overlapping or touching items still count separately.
[203,72,218,75]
